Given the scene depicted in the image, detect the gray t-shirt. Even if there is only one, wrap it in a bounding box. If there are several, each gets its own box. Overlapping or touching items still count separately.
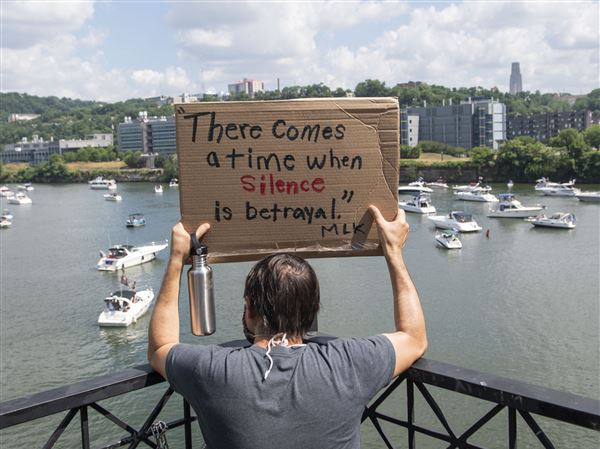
[166,335,395,449]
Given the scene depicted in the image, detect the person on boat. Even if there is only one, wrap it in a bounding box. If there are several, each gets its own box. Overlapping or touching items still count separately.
[147,206,427,449]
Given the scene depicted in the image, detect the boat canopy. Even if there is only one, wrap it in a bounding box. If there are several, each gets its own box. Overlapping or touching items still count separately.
[498,193,515,200]
[128,213,144,219]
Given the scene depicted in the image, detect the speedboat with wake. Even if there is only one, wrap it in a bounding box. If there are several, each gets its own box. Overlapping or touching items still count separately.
[435,230,462,249]
[398,193,436,214]
[98,287,154,327]
[97,240,169,271]
[428,211,482,232]
[526,213,576,229]
[488,194,544,218]
[104,192,122,201]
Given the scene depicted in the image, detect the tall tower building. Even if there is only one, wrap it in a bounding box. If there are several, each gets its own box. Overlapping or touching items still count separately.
[509,62,523,95]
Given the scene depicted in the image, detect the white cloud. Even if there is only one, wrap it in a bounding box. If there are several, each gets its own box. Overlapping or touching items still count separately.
[1,1,95,48]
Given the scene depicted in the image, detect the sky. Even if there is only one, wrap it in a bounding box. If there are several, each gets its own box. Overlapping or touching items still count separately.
[1,0,598,102]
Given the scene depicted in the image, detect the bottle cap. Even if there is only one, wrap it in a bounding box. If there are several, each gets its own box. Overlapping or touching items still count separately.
[190,233,208,256]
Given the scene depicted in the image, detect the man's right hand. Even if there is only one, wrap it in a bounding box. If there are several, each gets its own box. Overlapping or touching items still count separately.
[368,206,409,258]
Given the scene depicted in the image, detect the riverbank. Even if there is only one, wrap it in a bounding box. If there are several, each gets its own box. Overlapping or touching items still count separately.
[0,162,165,183]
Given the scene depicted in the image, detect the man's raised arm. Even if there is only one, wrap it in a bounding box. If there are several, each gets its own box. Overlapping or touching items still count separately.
[369,206,427,377]
[147,222,210,379]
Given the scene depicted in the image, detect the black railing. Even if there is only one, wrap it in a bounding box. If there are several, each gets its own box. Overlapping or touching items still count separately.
[1,355,598,448]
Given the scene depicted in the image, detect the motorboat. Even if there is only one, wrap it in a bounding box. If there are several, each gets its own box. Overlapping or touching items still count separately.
[126,213,146,227]
[427,178,449,189]
[398,194,436,214]
[538,184,580,197]
[527,212,576,229]
[534,177,575,191]
[2,209,13,220]
[0,186,14,198]
[456,190,498,202]
[98,288,154,327]
[0,216,11,228]
[89,176,117,190]
[97,240,169,271]
[154,185,163,194]
[9,192,32,205]
[488,194,545,218]
[575,191,600,202]
[169,178,179,188]
[435,230,462,249]
[398,179,433,194]
[428,211,482,232]
[17,183,34,191]
[104,192,122,202]
[507,180,514,189]
[452,182,492,193]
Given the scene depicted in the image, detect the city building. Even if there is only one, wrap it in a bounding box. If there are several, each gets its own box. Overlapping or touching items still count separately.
[227,78,264,98]
[507,110,592,143]
[2,135,60,164]
[1,133,114,164]
[117,112,176,154]
[59,134,113,152]
[509,62,523,95]
[8,113,40,123]
[400,110,420,147]
[406,98,506,150]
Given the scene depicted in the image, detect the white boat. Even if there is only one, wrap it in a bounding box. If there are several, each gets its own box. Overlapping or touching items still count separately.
[575,191,600,202]
[507,180,514,189]
[428,211,482,232]
[154,185,163,194]
[427,179,449,189]
[538,184,580,197]
[0,217,11,228]
[126,213,146,227]
[104,192,122,202]
[97,240,169,271]
[0,186,14,198]
[169,178,179,188]
[9,192,32,205]
[98,288,154,327]
[527,212,576,229]
[488,194,545,218]
[452,182,492,193]
[456,190,499,202]
[89,176,117,190]
[23,183,34,191]
[2,209,13,220]
[534,177,575,191]
[398,180,433,194]
[435,230,462,249]
[398,194,436,214]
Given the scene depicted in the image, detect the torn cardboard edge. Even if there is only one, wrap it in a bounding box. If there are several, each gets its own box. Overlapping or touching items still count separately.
[176,97,399,263]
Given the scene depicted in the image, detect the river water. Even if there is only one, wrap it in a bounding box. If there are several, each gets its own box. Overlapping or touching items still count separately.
[1,183,598,448]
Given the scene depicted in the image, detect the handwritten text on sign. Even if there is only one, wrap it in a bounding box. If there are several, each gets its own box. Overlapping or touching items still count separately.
[175,99,398,261]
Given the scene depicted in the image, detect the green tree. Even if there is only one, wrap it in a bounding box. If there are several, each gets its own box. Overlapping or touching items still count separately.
[549,128,588,159]
[34,154,70,181]
[122,150,145,168]
[583,125,600,149]
[400,145,421,159]
[575,149,600,182]
[469,146,494,168]
[354,79,391,97]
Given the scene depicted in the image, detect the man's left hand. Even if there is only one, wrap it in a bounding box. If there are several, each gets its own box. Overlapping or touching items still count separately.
[170,222,211,264]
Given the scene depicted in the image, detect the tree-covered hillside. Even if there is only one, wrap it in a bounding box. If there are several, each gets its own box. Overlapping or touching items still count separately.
[1,84,598,145]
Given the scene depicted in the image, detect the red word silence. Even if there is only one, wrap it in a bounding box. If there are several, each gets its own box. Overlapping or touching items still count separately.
[240,174,325,195]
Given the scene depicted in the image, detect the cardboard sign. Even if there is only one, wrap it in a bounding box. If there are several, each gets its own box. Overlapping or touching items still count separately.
[175,98,399,263]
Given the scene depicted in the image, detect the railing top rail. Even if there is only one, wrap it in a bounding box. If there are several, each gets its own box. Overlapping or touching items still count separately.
[0,365,164,429]
[1,345,599,431]
[409,358,600,430]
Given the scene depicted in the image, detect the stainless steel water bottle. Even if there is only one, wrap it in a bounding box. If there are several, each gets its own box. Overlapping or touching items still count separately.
[187,235,215,336]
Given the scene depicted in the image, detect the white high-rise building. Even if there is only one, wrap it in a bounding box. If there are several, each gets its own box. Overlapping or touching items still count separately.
[228,78,264,98]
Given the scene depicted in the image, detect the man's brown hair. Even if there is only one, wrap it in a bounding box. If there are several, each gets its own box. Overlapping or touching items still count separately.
[244,253,320,337]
